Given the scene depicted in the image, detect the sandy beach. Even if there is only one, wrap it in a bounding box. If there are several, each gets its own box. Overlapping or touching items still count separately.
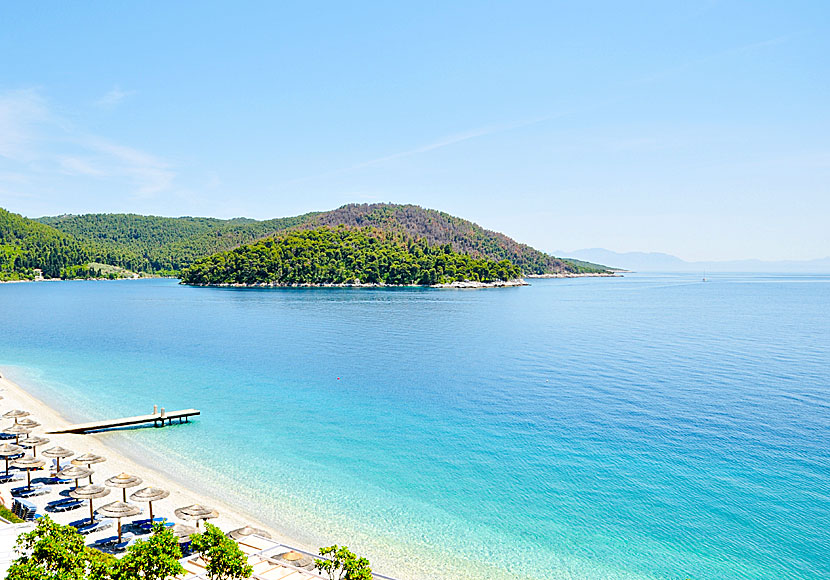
[0,369,294,549]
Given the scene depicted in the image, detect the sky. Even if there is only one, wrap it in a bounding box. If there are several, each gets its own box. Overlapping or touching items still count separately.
[0,1,828,261]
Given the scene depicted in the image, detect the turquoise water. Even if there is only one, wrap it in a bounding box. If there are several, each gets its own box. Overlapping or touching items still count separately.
[0,274,827,579]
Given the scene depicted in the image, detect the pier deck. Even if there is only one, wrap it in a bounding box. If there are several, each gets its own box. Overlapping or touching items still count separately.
[46,409,200,434]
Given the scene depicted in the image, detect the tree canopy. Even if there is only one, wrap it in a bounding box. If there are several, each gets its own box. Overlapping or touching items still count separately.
[180,226,524,286]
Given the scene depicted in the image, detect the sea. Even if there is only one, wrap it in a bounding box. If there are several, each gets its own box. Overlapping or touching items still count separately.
[0,273,827,580]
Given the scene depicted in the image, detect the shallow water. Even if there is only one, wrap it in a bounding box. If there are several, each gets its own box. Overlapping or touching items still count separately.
[0,274,827,579]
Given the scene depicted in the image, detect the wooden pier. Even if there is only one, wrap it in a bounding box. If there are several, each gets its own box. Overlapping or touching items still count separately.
[46,409,200,434]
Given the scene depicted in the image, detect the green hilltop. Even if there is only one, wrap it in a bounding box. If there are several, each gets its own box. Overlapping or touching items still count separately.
[0,203,610,281]
[180,226,523,286]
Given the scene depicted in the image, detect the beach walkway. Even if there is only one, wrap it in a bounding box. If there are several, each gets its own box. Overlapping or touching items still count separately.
[46,409,200,434]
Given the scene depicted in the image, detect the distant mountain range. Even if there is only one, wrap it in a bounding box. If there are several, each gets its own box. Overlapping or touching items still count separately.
[559,248,830,273]
[0,203,611,280]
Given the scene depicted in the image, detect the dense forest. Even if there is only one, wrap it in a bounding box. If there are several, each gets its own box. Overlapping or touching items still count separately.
[38,213,314,275]
[36,204,609,276]
[302,204,595,275]
[0,208,89,280]
[180,226,523,286]
[0,203,610,280]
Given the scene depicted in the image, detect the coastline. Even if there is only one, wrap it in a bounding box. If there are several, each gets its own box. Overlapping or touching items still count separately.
[182,278,530,289]
[525,272,621,278]
[0,369,301,548]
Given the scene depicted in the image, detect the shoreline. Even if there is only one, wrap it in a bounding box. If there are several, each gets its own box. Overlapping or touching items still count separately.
[182,278,530,289]
[0,369,302,549]
[525,272,621,278]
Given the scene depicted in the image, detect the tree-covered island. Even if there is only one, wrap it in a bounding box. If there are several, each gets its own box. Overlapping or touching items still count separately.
[180,226,525,287]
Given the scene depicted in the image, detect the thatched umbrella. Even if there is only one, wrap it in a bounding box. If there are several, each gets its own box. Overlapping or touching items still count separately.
[12,455,45,490]
[3,410,30,424]
[58,465,93,488]
[42,446,74,470]
[105,472,143,502]
[16,418,40,429]
[172,523,198,543]
[229,525,272,541]
[69,484,111,525]
[4,423,31,445]
[174,504,218,528]
[273,550,314,568]
[0,442,23,476]
[72,453,106,483]
[130,486,169,523]
[97,501,141,543]
[18,435,49,457]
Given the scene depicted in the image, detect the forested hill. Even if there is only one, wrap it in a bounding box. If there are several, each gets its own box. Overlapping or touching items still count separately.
[37,212,314,274]
[34,204,609,276]
[180,226,523,286]
[0,208,88,280]
[304,204,596,275]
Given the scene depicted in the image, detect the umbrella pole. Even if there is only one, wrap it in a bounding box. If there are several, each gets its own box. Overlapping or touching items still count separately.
[89,500,94,525]
[87,464,93,484]
[149,501,154,523]
[4,458,8,476]
[117,519,122,543]
[123,488,127,502]
[26,469,31,490]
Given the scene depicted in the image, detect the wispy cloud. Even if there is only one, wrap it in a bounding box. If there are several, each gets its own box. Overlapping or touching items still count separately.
[274,113,571,190]
[0,89,50,162]
[0,88,174,200]
[95,86,135,107]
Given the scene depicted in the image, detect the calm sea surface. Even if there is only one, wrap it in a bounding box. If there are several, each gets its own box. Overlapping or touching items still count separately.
[0,274,827,579]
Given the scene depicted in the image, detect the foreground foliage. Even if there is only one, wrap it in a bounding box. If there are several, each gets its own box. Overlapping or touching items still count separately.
[180,226,523,286]
[5,519,181,580]
[189,524,252,580]
[315,545,372,580]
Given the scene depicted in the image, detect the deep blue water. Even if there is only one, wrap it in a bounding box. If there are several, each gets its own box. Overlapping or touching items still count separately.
[0,274,827,579]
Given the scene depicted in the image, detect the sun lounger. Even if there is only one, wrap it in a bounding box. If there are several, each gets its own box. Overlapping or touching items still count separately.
[12,485,50,498]
[72,519,113,535]
[46,498,84,512]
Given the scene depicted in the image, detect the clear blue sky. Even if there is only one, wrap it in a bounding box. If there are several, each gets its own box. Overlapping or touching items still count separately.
[1,1,827,261]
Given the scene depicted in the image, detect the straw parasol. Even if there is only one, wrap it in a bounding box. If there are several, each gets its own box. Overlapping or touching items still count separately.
[130,486,169,523]
[42,446,74,470]
[16,417,40,428]
[174,504,218,528]
[97,501,141,543]
[172,523,198,543]
[72,453,106,483]
[58,465,93,488]
[273,550,314,568]
[4,423,31,445]
[69,484,111,525]
[0,442,23,476]
[18,435,49,457]
[105,472,143,502]
[12,455,45,490]
[229,525,272,541]
[3,410,30,424]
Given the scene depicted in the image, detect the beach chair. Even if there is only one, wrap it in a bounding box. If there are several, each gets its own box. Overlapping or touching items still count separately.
[12,484,50,498]
[0,473,22,484]
[73,519,114,535]
[46,498,84,512]
[138,517,172,532]
[112,534,138,552]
